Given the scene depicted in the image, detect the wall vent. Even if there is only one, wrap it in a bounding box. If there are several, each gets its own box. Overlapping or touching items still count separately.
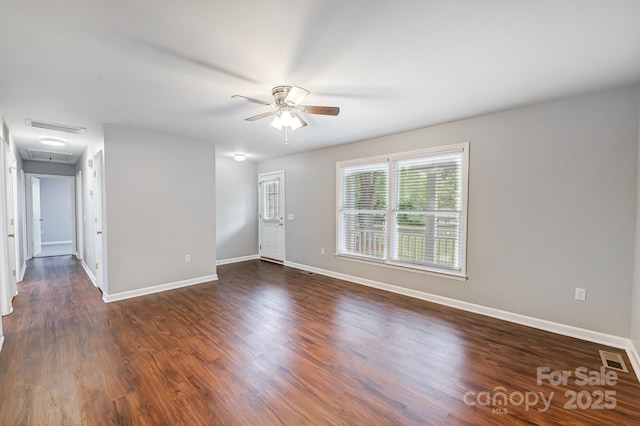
[26,119,85,134]
[599,350,628,373]
[26,148,74,164]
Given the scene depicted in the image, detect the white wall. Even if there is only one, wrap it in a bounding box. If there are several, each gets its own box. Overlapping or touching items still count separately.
[103,125,216,296]
[39,177,73,243]
[215,156,258,261]
[258,85,640,337]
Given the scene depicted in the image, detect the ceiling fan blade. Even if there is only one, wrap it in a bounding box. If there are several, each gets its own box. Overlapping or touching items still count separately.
[232,95,272,106]
[245,111,277,121]
[301,105,340,116]
[285,86,310,105]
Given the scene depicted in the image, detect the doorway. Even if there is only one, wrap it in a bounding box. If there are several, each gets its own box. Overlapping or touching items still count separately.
[26,174,75,258]
[258,170,285,263]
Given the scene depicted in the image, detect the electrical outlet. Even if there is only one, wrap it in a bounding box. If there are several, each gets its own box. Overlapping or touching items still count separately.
[575,288,586,301]
[185,254,191,263]
[320,248,325,255]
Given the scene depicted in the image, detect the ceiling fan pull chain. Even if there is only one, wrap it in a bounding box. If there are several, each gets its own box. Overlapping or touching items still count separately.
[285,127,289,144]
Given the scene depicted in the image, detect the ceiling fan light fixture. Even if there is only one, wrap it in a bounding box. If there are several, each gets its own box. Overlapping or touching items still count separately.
[271,115,283,130]
[290,114,304,130]
[232,85,339,141]
[233,153,246,162]
[280,110,293,127]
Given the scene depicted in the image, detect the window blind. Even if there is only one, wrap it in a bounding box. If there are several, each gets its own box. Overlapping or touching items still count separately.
[338,162,388,259]
[391,152,463,271]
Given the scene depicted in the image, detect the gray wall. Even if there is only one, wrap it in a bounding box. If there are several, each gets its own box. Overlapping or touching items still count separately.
[215,156,258,261]
[103,125,216,295]
[632,91,640,351]
[23,160,75,176]
[75,128,105,282]
[258,85,640,337]
[39,177,73,243]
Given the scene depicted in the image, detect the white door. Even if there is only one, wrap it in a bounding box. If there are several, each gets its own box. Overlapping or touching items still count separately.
[75,170,83,260]
[94,151,104,290]
[4,143,17,298]
[32,177,42,257]
[259,171,285,262]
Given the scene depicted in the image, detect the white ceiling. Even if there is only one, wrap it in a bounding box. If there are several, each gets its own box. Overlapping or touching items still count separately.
[1,1,639,163]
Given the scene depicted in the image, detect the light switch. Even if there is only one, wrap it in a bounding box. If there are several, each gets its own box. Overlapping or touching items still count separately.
[288,213,294,220]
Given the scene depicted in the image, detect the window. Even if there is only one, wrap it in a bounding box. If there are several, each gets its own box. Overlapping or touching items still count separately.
[337,143,468,278]
[262,179,280,221]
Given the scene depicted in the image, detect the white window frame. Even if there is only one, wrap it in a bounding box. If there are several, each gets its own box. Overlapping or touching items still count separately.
[336,142,469,280]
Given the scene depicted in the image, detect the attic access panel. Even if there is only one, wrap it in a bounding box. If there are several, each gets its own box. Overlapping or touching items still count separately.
[26,148,74,164]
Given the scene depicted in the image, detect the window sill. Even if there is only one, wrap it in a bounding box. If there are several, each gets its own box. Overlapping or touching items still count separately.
[335,254,468,282]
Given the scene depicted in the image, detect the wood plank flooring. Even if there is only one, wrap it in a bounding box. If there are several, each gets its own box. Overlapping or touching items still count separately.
[1,256,639,425]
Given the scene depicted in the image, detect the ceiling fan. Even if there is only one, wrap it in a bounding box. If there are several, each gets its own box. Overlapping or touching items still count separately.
[232,85,340,141]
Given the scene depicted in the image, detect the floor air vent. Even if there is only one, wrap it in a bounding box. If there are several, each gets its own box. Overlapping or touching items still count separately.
[599,350,628,373]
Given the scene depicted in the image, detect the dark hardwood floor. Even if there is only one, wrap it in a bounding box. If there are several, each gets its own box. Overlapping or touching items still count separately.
[1,256,639,425]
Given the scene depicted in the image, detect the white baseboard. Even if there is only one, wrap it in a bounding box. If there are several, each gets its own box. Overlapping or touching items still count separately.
[626,340,640,383]
[102,274,219,303]
[41,240,72,246]
[81,260,98,287]
[18,262,26,282]
[285,260,639,379]
[0,335,4,353]
[216,254,259,266]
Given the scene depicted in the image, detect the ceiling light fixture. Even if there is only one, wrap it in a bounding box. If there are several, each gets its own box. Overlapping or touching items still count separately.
[232,85,338,144]
[233,153,246,162]
[270,109,307,142]
[40,138,66,147]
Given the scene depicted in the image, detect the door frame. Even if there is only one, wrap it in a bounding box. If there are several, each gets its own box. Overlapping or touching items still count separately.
[93,150,105,291]
[258,170,286,263]
[25,173,77,259]
[0,127,18,316]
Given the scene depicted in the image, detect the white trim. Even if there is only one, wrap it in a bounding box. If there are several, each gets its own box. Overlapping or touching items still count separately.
[626,341,640,381]
[335,142,469,279]
[0,335,4,352]
[102,274,219,303]
[81,260,98,287]
[335,254,467,281]
[41,240,72,246]
[284,260,639,380]
[216,254,259,266]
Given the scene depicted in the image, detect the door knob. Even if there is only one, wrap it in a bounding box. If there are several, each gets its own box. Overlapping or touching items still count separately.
[8,233,14,238]
[97,231,102,235]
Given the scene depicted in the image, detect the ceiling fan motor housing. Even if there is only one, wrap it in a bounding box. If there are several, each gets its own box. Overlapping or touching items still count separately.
[272,86,294,105]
